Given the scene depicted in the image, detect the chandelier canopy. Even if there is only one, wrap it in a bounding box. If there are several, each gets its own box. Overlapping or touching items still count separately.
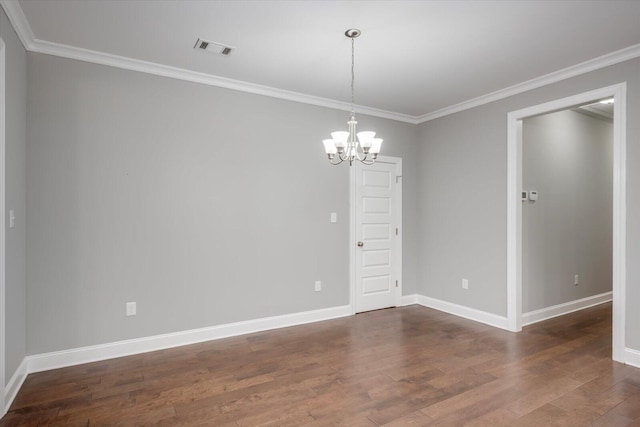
[322,29,382,166]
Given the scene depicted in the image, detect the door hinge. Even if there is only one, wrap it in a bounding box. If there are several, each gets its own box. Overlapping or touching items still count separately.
[396,280,398,288]
[396,228,398,235]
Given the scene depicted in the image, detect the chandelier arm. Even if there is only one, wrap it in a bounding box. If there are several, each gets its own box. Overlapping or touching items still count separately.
[353,143,368,161]
[329,156,345,166]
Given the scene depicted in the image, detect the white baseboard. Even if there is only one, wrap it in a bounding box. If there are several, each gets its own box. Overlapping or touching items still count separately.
[26,304,352,374]
[624,348,640,369]
[522,292,612,326]
[414,295,510,330]
[4,357,28,415]
[400,294,418,306]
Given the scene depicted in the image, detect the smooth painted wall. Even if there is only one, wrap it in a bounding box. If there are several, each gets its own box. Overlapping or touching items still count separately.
[2,7,27,384]
[26,53,418,354]
[417,57,640,350]
[522,110,612,313]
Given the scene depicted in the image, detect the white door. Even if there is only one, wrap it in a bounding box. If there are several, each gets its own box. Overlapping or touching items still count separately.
[354,158,401,313]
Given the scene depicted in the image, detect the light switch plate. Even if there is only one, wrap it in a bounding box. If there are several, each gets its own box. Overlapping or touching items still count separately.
[126,302,137,316]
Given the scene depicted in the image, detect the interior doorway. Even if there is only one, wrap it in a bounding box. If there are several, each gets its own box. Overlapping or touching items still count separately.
[350,156,402,314]
[521,103,613,324]
[506,83,627,363]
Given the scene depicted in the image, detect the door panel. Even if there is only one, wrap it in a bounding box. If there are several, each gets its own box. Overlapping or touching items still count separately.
[355,160,398,313]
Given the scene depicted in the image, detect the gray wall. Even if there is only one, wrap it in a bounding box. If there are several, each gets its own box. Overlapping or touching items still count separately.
[2,8,27,384]
[14,18,640,357]
[522,110,612,313]
[26,53,418,354]
[417,57,640,350]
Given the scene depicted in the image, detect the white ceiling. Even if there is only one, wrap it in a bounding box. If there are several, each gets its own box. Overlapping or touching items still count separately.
[577,100,614,120]
[13,0,640,119]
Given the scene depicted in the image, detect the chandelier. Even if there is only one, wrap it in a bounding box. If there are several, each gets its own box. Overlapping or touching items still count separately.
[322,29,382,166]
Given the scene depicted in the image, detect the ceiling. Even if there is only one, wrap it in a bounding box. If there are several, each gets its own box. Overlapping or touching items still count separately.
[11,0,640,121]
[577,100,614,121]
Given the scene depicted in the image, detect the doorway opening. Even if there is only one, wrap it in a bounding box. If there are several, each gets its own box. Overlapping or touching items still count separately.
[522,102,613,323]
[507,83,626,362]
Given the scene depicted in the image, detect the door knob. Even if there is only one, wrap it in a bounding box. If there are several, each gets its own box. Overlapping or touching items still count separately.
[357,241,364,247]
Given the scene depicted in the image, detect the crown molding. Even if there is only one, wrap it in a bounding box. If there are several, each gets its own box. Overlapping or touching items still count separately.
[0,0,34,50]
[29,38,420,123]
[3,0,640,125]
[415,43,640,123]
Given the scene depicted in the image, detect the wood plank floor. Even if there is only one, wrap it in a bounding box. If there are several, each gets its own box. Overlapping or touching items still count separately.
[2,302,639,426]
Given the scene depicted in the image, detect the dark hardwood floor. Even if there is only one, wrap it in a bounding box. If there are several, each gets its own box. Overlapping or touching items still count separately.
[2,302,639,426]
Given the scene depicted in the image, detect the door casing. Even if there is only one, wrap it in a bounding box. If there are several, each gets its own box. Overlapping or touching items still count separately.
[506,83,626,362]
[0,37,7,416]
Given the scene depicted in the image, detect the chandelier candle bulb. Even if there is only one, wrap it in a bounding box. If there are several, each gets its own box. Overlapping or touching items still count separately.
[322,29,382,166]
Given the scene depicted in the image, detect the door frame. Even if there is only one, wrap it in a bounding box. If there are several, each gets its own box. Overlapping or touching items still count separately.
[506,83,626,362]
[0,37,7,416]
[349,155,402,314]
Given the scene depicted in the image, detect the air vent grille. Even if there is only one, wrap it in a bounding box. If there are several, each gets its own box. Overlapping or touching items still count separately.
[194,38,234,56]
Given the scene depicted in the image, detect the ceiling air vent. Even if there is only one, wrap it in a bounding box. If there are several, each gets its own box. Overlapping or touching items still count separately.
[194,38,234,56]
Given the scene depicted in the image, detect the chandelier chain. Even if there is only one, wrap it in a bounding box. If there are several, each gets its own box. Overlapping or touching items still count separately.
[351,37,355,113]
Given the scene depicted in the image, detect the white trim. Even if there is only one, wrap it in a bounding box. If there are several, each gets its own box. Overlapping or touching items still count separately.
[521,292,612,326]
[625,348,640,369]
[0,37,6,418]
[0,1,33,51]
[394,159,403,308]
[416,44,640,123]
[31,40,417,124]
[415,295,510,331]
[26,304,351,373]
[506,83,627,363]
[3,357,26,413]
[506,118,522,332]
[611,86,627,363]
[350,155,403,314]
[3,1,640,125]
[400,294,418,306]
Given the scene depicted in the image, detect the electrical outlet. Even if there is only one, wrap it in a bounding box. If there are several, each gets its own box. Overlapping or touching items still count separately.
[126,302,136,316]
[574,274,579,286]
[462,278,469,290]
[9,210,15,228]
[330,212,337,223]
[315,281,322,292]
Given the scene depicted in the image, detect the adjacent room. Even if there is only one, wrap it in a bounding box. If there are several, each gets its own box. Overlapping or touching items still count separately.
[2,1,640,424]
